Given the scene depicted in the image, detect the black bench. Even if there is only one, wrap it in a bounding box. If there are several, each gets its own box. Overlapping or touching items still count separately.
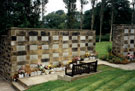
[65,61,98,77]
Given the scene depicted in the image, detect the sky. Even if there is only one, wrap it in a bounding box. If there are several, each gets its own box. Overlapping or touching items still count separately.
[45,0,132,15]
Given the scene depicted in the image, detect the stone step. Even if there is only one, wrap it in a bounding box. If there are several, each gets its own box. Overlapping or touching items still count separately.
[12,82,27,91]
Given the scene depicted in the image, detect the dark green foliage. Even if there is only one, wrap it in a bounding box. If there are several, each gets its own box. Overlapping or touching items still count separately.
[0,0,41,34]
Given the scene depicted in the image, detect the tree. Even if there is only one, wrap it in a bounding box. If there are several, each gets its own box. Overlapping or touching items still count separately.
[63,0,77,29]
[44,10,66,29]
[99,0,105,42]
[41,0,48,26]
[131,0,135,25]
[90,0,97,30]
[80,0,88,30]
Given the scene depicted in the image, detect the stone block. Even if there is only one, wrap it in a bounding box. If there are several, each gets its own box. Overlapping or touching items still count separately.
[53,44,59,49]
[72,36,78,40]
[72,52,78,56]
[42,54,49,59]
[17,55,26,62]
[80,36,86,40]
[52,61,59,66]
[88,43,93,47]
[124,29,129,33]
[131,29,135,33]
[53,36,59,40]
[29,36,37,41]
[30,55,38,60]
[42,36,49,41]
[30,45,38,50]
[129,36,134,40]
[17,36,25,41]
[80,51,85,55]
[53,53,59,58]
[42,45,49,50]
[72,43,78,48]
[63,36,69,41]
[63,44,69,48]
[63,52,69,57]
[88,36,93,40]
[80,43,85,47]
[124,36,128,40]
[16,46,25,51]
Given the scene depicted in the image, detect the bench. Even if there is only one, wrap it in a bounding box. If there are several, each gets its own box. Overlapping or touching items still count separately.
[65,61,98,77]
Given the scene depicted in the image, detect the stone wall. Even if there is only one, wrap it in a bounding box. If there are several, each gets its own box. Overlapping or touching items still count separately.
[0,35,11,80]
[0,27,96,80]
[113,24,135,56]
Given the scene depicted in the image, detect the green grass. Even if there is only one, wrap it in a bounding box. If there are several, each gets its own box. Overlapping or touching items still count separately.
[27,65,135,91]
[95,42,112,58]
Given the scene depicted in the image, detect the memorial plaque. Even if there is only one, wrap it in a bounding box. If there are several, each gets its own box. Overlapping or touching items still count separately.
[123,52,128,56]
[62,60,68,65]
[123,44,128,48]
[88,36,93,40]
[72,52,78,56]
[63,36,69,41]
[130,44,134,48]
[42,36,49,41]
[42,54,49,59]
[63,52,69,57]
[11,41,15,46]
[80,43,85,47]
[129,36,134,40]
[80,51,85,55]
[53,53,59,57]
[53,36,59,40]
[124,29,129,33]
[17,36,25,41]
[72,36,78,40]
[72,43,78,48]
[17,56,26,62]
[124,36,128,40]
[88,43,93,47]
[42,45,49,49]
[16,46,25,51]
[30,45,38,50]
[30,55,38,60]
[80,36,86,40]
[53,44,59,49]
[131,29,135,33]
[42,62,49,66]
[63,44,69,48]
[29,36,37,41]
[52,61,59,66]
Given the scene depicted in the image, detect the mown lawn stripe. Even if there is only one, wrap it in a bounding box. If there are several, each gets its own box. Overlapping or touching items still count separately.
[114,77,135,91]
[95,72,135,91]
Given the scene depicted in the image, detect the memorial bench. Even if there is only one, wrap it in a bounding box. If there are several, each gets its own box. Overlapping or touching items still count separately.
[65,61,98,77]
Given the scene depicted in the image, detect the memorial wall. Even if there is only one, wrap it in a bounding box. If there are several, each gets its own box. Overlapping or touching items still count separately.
[0,27,95,80]
[113,24,135,57]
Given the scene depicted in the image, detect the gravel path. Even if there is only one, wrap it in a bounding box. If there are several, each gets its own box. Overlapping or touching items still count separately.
[98,59,135,70]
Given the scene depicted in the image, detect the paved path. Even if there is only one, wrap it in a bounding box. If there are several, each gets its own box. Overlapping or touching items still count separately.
[98,59,135,70]
[0,77,15,91]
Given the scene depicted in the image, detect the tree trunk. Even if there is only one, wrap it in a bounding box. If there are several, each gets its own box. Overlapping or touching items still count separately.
[110,10,114,42]
[80,4,83,30]
[91,5,95,30]
[99,0,104,42]
[132,4,135,25]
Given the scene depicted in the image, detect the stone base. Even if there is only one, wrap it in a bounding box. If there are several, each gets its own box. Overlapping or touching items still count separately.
[57,71,101,82]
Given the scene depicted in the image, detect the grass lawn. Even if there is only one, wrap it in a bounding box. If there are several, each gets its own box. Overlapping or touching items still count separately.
[27,65,135,91]
[95,42,112,58]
